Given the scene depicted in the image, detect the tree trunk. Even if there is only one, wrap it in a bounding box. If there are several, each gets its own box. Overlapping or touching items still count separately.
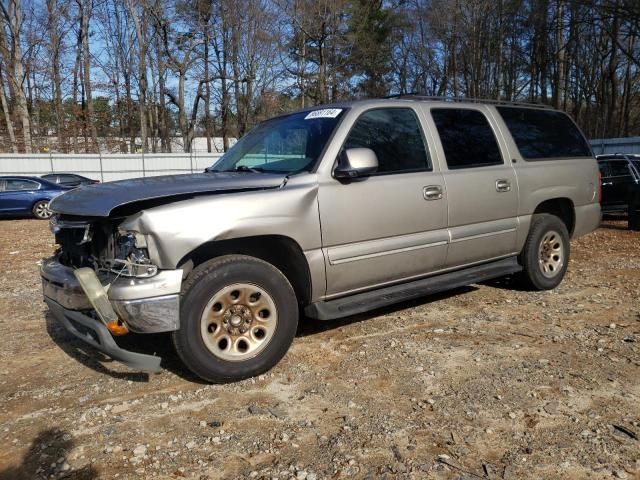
[620,34,635,136]
[155,35,170,152]
[231,18,244,137]
[0,0,32,152]
[216,3,230,151]
[204,30,212,153]
[317,25,327,103]
[0,66,18,153]
[553,0,565,109]
[81,0,99,152]
[606,2,620,137]
[128,0,148,153]
[178,72,188,151]
[47,0,67,152]
[72,21,81,153]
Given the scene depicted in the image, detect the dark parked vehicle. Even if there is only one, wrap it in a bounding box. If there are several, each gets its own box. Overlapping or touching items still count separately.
[597,154,640,230]
[41,173,99,188]
[0,176,70,220]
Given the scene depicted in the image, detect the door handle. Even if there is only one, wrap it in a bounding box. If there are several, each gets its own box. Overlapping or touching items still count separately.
[423,185,443,200]
[601,181,613,186]
[496,179,511,192]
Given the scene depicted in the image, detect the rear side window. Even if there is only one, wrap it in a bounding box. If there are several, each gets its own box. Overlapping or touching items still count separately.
[58,174,79,183]
[608,161,631,177]
[5,179,39,191]
[497,107,591,160]
[431,108,503,169]
[343,108,430,174]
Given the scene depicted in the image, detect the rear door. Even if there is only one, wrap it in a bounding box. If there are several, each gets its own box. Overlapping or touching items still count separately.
[598,161,615,210]
[603,160,636,208]
[428,106,519,267]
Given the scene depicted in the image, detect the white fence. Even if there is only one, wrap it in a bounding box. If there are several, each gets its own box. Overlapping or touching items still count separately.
[4,140,637,181]
[590,137,640,155]
[0,152,224,182]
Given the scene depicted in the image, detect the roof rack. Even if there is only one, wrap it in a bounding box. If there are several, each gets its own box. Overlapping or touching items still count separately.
[383,94,554,109]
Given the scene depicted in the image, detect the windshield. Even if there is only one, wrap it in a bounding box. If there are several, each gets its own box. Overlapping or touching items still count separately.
[209,109,346,174]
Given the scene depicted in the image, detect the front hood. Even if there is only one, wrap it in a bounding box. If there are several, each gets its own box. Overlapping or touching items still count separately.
[49,172,288,217]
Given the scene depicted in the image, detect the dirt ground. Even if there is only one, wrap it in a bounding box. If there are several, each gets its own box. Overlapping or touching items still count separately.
[0,218,638,480]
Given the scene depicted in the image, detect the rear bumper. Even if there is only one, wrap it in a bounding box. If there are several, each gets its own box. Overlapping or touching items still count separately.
[41,256,182,333]
[573,203,602,238]
[45,298,162,372]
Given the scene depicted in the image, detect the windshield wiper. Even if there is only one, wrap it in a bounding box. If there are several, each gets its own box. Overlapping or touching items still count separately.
[226,165,265,173]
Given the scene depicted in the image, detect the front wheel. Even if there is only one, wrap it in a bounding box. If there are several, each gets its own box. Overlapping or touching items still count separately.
[32,200,53,220]
[518,214,570,290]
[173,255,299,383]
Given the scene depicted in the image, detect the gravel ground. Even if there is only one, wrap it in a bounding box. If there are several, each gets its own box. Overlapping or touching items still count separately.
[0,218,638,480]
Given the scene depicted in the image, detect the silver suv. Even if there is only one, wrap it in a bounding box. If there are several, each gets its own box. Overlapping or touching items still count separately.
[41,97,601,382]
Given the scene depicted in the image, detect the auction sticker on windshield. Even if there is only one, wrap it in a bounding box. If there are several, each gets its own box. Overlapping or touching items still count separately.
[304,109,343,120]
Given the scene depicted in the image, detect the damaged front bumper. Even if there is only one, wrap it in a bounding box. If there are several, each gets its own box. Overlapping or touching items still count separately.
[41,256,183,370]
[41,256,182,333]
[45,298,162,372]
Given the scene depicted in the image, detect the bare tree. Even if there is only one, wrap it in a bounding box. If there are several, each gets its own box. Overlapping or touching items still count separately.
[127,0,149,152]
[79,0,99,152]
[151,1,201,151]
[46,0,69,152]
[0,0,32,152]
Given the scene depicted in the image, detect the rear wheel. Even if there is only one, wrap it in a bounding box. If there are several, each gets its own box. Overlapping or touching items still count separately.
[173,255,298,383]
[519,214,570,290]
[32,200,52,220]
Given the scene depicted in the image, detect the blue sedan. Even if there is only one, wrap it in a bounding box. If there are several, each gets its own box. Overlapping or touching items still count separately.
[0,176,71,219]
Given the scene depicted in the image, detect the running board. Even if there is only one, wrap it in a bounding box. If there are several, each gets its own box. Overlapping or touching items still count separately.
[305,257,522,321]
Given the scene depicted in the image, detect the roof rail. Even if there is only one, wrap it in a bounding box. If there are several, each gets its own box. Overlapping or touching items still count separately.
[383,94,554,109]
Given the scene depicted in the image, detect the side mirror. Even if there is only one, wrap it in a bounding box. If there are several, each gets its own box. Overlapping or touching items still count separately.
[334,148,379,179]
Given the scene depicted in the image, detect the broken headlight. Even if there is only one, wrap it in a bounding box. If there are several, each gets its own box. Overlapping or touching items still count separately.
[107,231,158,278]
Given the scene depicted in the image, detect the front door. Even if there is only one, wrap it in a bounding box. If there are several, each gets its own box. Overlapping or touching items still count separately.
[0,178,40,213]
[428,106,519,267]
[318,107,448,297]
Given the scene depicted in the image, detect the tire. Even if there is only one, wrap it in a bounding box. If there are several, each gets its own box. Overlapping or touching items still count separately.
[172,255,299,383]
[32,200,53,220]
[518,214,570,290]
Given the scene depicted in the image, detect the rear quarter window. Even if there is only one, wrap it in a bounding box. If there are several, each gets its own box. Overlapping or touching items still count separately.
[608,161,632,177]
[58,175,79,183]
[497,107,592,160]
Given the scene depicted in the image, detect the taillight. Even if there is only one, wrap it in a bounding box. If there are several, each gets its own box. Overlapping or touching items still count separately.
[597,171,602,203]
